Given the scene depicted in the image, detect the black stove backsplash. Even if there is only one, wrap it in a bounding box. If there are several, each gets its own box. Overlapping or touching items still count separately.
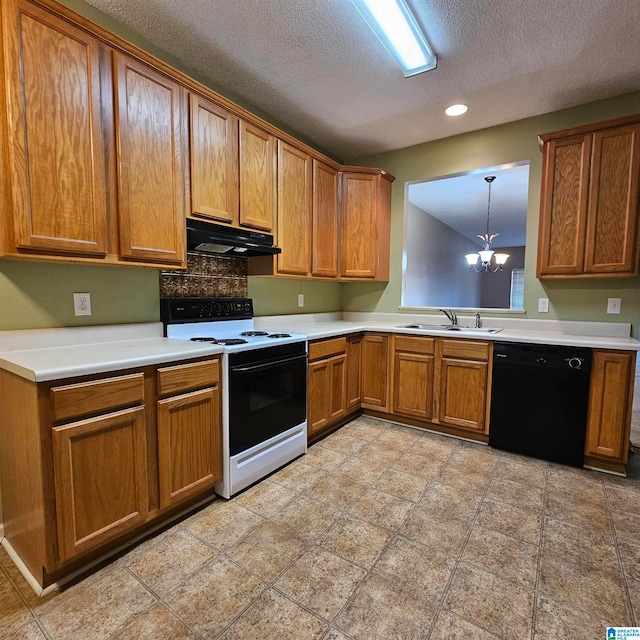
[160,252,248,298]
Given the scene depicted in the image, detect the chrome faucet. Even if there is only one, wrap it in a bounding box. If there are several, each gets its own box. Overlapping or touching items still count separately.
[438,308,457,325]
[475,313,482,328]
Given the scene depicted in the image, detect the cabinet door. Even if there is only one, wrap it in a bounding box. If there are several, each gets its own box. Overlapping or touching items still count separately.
[585,350,634,463]
[438,358,488,433]
[277,141,311,275]
[312,160,339,277]
[346,335,363,410]
[239,120,276,231]
[584,124,640,275]
[308,355,346,437]
[4,0,107,256]
[114,51,185,265]
[393,340,435,420]
[52,407,148,563]
[361,334,389,411]
[157,387,221,509]
[308,359,331,436]
[537,135,591,276]
[341,172,377,278]
[189,93,239,224]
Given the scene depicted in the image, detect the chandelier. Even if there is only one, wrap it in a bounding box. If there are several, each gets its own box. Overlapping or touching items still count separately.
[465,176,510,273]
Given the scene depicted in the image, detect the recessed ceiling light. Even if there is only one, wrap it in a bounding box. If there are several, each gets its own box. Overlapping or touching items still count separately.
[445,104,468,116]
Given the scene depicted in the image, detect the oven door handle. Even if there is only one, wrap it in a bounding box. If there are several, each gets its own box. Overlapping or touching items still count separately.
[230,354,307,374]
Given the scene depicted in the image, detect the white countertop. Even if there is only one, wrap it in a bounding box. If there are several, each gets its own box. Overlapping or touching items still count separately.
[254,313,640,351]
[0,323,223,382]
[1,313,638,383]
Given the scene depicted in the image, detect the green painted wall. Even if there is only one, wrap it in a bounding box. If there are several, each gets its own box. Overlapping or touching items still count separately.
[0,261,160,330]
[248,277,342,316]
[343,92,640,336]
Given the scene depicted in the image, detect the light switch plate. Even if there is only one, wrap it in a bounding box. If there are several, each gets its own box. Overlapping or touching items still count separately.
[607,297,622,314]
[538,298,549,313]
[298,293,304,308]
[73,293,92,316]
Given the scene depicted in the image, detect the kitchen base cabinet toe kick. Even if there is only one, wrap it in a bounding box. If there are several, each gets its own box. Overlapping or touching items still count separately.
[0,356,222,593]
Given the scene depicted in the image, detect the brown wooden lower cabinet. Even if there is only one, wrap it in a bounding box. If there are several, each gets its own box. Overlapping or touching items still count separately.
[308,337,348,439]
[0,356,221,588]
[52,407,149,563]
[157,386,221,510]
[438,339,490,434]
[361,333,390,410]
[585,349,636,473]
[388,335,490,437]
[392,335,435,420]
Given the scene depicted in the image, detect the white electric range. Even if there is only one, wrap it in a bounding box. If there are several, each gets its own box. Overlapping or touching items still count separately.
[161,298,308,498]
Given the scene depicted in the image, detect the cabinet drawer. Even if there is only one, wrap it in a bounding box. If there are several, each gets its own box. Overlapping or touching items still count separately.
[309,337,347,361]
[394,335,435,354]
[157,359,219,396]
[441,339,490,361]
[51,373,145,423]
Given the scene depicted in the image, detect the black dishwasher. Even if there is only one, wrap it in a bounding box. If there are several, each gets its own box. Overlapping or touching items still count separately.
[488,342,592,467]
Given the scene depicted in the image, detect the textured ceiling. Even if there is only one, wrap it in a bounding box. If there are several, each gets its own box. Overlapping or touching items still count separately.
[82,0,640,160]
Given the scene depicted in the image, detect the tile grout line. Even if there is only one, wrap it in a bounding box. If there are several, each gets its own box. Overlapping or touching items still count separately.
[603,478,637,625]
[425,451,501,639]
[529,457,550,640]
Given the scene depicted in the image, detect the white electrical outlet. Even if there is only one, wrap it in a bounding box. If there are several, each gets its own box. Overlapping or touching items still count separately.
[298,293,304,308]
[607,297,622,314]
[538,298,549,313]
[73,293,92,316]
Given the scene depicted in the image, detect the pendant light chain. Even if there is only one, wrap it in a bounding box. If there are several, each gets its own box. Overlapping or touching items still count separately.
[485,175,495,243]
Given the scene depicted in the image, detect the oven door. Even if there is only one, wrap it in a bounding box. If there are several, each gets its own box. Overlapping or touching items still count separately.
[228,342,307,456]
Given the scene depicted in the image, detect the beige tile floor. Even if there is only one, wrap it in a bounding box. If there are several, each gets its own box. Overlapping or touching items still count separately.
[2,415,640,639]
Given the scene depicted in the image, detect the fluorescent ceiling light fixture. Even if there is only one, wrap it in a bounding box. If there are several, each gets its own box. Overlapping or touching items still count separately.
[351,0,437,77]
[445,103,468,116]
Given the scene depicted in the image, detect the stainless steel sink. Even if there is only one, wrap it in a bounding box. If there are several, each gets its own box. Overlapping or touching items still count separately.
[398,323,502,334]
[399,323,450,330]
[444,326,503,334]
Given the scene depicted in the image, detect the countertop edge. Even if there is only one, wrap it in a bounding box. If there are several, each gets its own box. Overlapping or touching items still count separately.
[0,339,224,382]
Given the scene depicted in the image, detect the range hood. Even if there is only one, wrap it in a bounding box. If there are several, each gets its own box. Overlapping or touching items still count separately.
[187,218,281,257]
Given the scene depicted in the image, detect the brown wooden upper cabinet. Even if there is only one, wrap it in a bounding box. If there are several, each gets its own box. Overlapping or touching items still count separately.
[1,0,395,274]
[114,52,186,266]
[312,160,339,278]
[340,168,395,281]
[2,0,108,257]
[537,115,640,278]
[277,141,312,276]
[189,93,239,225]
[239,120,277,232]
[189,95,277,233]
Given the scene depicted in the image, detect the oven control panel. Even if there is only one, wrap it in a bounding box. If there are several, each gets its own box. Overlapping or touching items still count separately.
[161,297,253,323]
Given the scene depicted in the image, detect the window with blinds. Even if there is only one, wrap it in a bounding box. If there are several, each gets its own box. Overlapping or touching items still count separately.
[510,268,524,310]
